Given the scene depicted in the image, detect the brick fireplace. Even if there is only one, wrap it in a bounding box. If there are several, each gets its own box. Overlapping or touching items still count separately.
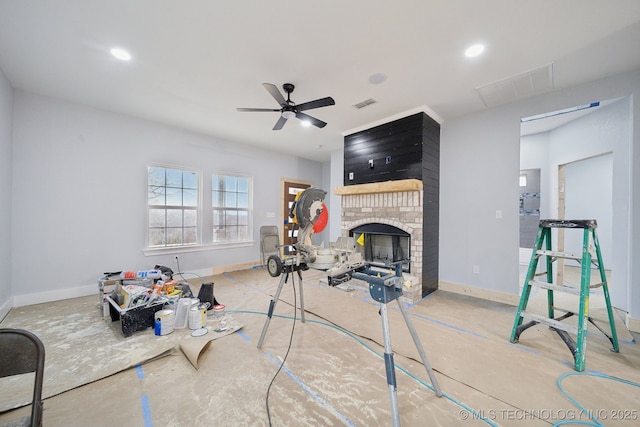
[335,179,427,304]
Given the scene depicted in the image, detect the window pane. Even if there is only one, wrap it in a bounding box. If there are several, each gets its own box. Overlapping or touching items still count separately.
[149,228,165,247]
[238,210,248,226]
[184,227,197,244]
[183,189,197,207]
[183,171,197,189]
[148,167,165,186]
[238,193,248,208]
[148,186,165,205]
[224,176,237,192]
[212,191,223,208]
[213,209,224,226]
[238,225,249,240]
[225,227,238,241]
[166,169,182,187]
[225,210,238,226]
[167,209,182,227]
[212,175,222,191]
[238,177,249,193]
[167,228,183,245]
[213,227,225,242]
[225,192,237,208]
[166,188,182,206]
[184,209,197,227]
[149,209,165,227]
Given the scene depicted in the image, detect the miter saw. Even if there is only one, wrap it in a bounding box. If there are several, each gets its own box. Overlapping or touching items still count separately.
[258,187,443,425]
[265,187,365,285]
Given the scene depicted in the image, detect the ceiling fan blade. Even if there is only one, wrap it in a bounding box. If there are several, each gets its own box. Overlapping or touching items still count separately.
[295,112,327,128]
[237,107,281,112]
[273,115,287,130]
[263,83,287,106]
[295,96,335,112]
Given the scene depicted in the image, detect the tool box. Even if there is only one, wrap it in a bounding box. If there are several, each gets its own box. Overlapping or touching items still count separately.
[106,293,165,337]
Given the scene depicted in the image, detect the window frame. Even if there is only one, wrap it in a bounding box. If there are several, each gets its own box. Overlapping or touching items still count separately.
[211,172,253,245]
[146,164,202,250]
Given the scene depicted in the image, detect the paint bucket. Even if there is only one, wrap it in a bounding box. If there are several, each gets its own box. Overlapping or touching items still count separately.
[174,298,198,329]
[154,309,175,336]
[188,303,208,330]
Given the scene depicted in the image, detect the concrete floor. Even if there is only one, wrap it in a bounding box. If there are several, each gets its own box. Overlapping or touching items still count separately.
[1,266,639,426]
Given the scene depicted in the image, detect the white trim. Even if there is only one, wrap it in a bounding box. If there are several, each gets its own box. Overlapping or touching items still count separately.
[438,280,520,307]
[8,262,264,308]
[143,240,254,256]
[0,298,13,322]
[12,284,96,308]
[341,105,443,137]
[626,313,640,334]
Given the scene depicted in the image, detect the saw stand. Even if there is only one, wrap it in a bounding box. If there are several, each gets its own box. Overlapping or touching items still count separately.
[352,263,443,426]
[257,260,442,427]
[257,256,307,348]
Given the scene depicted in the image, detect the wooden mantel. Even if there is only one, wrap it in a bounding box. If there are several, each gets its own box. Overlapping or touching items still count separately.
[334,178,422,195]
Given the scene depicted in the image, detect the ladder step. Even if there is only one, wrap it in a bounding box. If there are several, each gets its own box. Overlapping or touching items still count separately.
[528,280,581,295]
[521,311,579,334]
[535,249,582,260]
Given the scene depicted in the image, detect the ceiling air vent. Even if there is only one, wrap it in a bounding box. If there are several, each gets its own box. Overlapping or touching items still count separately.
[476,64,554,108]
[353,98,377,109]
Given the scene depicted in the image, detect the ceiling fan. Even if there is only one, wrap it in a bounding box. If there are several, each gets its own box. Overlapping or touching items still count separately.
[237,83,335,130]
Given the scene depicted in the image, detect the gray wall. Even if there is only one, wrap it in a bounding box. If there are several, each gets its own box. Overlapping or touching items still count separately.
[8,91,323,306]
[0,69,12,318]
[330,69,640,321]
[441,71,639,318]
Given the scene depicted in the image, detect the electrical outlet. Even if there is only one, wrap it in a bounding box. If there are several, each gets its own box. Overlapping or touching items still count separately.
[349,172,354,180]
[473,265,480,274]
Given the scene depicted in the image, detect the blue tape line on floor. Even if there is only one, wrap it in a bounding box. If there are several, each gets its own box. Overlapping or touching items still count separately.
[264,351,357,427]
[135,365,144,380]
[141,394,153,427]
[236,330,251,342]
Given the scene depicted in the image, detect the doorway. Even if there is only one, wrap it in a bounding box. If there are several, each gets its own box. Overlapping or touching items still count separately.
[519,96,630,311]
[282,180,311,254]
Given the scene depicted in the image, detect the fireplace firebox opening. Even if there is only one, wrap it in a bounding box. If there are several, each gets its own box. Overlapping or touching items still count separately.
[350,223,410,273]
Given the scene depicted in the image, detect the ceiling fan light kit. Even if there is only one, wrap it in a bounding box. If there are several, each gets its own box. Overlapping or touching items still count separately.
[237,83,335,130]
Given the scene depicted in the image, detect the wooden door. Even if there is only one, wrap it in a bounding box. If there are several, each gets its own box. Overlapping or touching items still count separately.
[283,181,311,254]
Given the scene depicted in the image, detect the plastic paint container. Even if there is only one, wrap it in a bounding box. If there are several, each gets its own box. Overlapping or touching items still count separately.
[154,309,175,336]
[174,298,198,329]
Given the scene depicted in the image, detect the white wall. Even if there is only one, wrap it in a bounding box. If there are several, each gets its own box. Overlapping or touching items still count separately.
[11,91,323,304]
[0,68,12,317]
[439,70,640,320]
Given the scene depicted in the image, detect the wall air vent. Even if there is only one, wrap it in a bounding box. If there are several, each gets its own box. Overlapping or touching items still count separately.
[476,64,554,108]
[353,98,377,109]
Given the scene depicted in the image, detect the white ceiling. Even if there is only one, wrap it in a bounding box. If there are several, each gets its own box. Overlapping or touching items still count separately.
[1,1,639,162]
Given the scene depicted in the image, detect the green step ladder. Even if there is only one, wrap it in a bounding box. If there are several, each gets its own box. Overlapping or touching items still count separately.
[510,219,619,371]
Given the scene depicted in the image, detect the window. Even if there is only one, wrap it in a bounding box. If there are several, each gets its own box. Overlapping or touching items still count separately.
[148,166,199,248]
[212,174,251,243]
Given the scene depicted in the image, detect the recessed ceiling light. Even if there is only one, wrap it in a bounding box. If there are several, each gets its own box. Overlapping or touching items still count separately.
[301,120,311,127]
[464,44,485,58]
[110,47,132,61]
[368,73,387,84]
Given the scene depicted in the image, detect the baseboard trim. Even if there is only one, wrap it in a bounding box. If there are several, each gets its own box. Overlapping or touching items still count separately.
[8,261,265,309]
[625,313,640,334]
[12,284,97,308]
[0,297,13,322]
[438,280,520,307]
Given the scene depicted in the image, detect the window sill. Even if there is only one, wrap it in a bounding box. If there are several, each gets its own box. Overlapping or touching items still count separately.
[143,241,255,257]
